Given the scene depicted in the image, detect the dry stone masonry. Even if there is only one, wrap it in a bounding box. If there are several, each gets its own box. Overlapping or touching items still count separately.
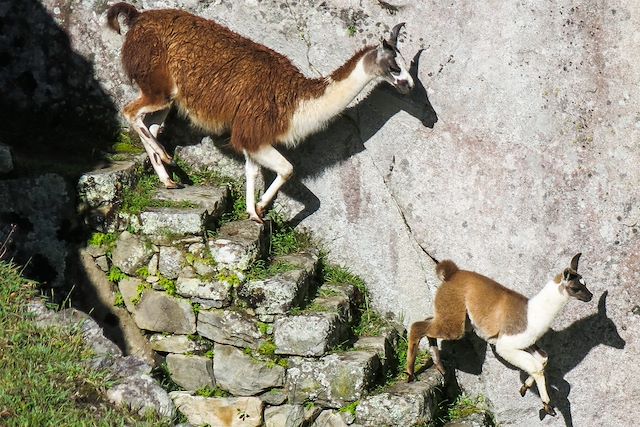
[75,152,474,426]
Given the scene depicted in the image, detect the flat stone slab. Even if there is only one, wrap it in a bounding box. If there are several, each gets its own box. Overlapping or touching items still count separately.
[238,251,320,318]
[197,308,265,349]
[140,185,229,235]
[176,276,232,309]
[353,327,401,376]
[119,278,196,334]
[170,392,263,427]
[148,334,207,354]
[286,351,381,408]
[166,353,215,391]
[208,220,268,272]
[264,404,306,427]
[77,155,145,208]
[274,312,347,357]
[107,374,176,420]
[214,344,285,396]
[355,368,444,427]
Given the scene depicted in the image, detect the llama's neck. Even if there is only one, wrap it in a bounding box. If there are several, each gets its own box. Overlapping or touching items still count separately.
[526,279,570,340]
[278,48,378,146]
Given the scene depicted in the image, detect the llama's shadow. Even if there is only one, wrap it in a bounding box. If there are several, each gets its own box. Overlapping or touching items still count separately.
[492,292,624,427]
[282,49,437,226]
[161,50,437,226]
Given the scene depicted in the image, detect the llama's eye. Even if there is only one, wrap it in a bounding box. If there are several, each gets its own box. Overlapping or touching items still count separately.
[389,65,401,74]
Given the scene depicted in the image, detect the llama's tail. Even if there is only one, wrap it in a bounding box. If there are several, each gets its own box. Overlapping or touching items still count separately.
[435,260,459,282]
[107,2,140,35]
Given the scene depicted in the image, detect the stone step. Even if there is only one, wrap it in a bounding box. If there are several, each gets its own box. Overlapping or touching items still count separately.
[238,250,320,322]
[139,185,230,236]
[286,350,381,409]
[273,282,359,357]
[355,368,444,427]
[166,353,214,391]
[197,308,267,350]
[207,219,269,273]
[77,154,147,231]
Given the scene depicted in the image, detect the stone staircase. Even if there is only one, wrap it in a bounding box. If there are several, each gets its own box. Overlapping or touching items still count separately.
[77,148,491,427]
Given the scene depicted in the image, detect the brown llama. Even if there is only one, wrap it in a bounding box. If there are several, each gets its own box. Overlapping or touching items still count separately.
[407,253,592,416]
[106,3,414,222]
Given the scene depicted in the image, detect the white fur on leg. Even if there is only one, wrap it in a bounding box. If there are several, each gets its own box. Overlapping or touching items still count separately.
[248,145,293,214]
[496,344,550,404]
[244,152,261,222]
[144,108,170,139]
[134,116,173,164]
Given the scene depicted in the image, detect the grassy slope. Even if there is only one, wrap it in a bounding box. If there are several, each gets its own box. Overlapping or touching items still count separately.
[0,261,169,426]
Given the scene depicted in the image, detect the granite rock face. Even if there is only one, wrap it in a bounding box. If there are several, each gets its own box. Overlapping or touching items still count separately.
[36,0,640,424]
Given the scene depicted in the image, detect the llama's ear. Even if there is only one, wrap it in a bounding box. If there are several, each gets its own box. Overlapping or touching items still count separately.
[387,22,405,49]
[382,39,394,52]
[598,291,608,315]
[570,253,582,271]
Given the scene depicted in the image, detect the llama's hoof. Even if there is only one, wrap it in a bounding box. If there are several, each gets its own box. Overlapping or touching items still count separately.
[406,373,415,383]
[164,180,184,189]
[542,403,556,417]
[435,362,446,375]
[519,384,528,397]
[161,154,174,165]
[255,204,267,219]
[249,212,264,224]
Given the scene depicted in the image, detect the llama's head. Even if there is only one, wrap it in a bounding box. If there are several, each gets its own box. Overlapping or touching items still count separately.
[375,23,414,94]
[559,253,593,302]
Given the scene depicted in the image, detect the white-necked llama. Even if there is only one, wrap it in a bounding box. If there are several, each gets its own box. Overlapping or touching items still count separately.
[407,253,592,416]
[106,3,414,222]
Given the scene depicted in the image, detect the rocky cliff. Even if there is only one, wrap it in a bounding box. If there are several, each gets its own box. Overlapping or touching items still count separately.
[2,0,637,425]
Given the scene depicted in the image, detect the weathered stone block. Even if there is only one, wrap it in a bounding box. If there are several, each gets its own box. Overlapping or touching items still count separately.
[140,185,229,236]
[444,412,492,427]
[197,309,265,349]
[353,328,400,376]
[239,252,319,318]
[264,404,305,427]
[208,220,268,272]
[111,231,155,275]
[107,374,176,419]
[355,368,444,427]
[158,246,185,279]
[176,276,232,309]
[119,278,196,334]
[77,155,145,208]
[311,410,354,427]
[214,344,285,396]
[170,392,263,427]
[274,312,347,357]
[166,353,215,391]
[286,351,381,408]
[149,334,207,354]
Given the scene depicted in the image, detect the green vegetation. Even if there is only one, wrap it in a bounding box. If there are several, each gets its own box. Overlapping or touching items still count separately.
[258,340,277,357]
[112,131,144,155]
[194,385,230,398]
[268,211,314,256]
[131,282,150,305]
[246,259,296,280]
[340,400,359,415]
[0,261,172,426]
[135,266,150,279]
[347,24,357,36]
[157,276,177,296]
[108,266,127,283]
[89,232,118,253]
[114,292,125,308]
[216,270,242,287]
[447,394,490,422]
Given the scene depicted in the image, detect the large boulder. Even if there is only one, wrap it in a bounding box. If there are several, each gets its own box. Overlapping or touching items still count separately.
[35,0,640,424]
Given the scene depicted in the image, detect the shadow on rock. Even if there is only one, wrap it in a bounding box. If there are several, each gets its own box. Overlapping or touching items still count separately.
[0,0,119,171]
[283,49,437,226]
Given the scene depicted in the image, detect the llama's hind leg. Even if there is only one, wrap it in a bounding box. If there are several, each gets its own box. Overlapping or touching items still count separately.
[124,97,180,189]
[407,319,430,381]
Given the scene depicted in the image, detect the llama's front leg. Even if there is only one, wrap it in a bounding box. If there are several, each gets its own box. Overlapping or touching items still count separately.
[243,152,262,223]
[248,145,293,220]
[520,345,549,397]
[496,344,555,417]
